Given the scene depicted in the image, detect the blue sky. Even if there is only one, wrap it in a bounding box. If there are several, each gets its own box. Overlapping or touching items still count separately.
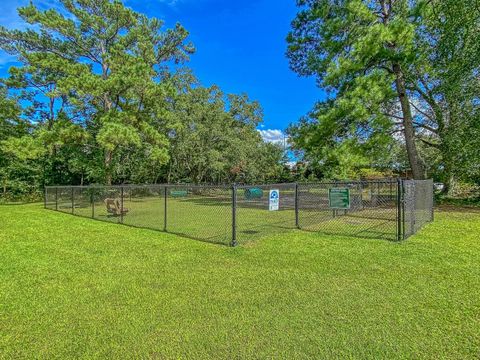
[0,0,324,143]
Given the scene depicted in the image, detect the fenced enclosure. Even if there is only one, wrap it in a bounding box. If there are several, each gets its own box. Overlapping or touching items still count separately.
[45,179,434,246]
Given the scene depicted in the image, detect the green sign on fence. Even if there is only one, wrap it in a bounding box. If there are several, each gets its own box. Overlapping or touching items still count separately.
[329,188,350,209]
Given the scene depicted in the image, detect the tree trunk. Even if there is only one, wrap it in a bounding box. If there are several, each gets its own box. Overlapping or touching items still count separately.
[393,62,425,179]
[441,158,456,196]
[105,150,113,185]
[48,96,55,130]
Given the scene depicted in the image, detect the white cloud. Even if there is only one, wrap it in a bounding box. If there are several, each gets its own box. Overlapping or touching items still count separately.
[258,129,287,145]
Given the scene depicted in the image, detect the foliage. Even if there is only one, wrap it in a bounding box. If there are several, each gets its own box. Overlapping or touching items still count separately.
[0,0,195,185]
[416,0,480,189]
[164,82,285,184]
[0,0,286,199]
[286,0,480,186]
[0,85,42,200]
[435,182,480,207]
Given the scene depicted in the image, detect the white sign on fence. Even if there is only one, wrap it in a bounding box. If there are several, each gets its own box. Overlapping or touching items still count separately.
[269,189,280,211]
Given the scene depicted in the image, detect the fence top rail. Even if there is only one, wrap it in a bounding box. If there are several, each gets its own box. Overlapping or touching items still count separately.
[45,184,232,189]
[235,183,297,189]
[402,179,434,183]
[45,178,414,190]
[299,179,401,185]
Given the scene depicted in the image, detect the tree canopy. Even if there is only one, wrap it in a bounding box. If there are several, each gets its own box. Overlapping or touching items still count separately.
[0,0,287,200]
[287,0,480,187]
[0,0,478,200]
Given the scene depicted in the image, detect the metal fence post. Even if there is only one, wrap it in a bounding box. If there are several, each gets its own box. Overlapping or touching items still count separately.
[91,189,95,219]
[163,186,168,232]
[359,181,364,210]
[396,178,402,241]
[410,183,416,236]
[431,181,435,222]
[295,183,300,229]
[44,187,47,209]
[71,187,74,214]
[403,185,407,239]
[55,187,58,211]
[120,186,124,224]
[231,184,237,247]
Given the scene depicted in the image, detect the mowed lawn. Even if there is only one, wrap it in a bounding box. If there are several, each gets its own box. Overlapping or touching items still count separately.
[1,205,479,358]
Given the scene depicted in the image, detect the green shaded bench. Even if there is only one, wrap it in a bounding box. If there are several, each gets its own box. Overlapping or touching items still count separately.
[170,190,188,198]
[244,188,263,200]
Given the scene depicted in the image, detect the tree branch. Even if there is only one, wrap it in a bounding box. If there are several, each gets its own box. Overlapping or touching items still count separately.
[418,137,441,149]
[413,121,438,134]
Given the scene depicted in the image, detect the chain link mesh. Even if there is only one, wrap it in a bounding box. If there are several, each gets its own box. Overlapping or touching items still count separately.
[235,183,297,244]
[402,179,434,239]
[44,179,434,245]
[165,185,232,245]
[121,185,164,231]
[44,187,57,210]
[298,180,399,241]
[56,186,74,214]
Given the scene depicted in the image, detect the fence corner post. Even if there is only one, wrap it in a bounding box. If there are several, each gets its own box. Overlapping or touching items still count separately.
[71,187,75,215]
[91,188,94,219]
[295,183,300,229]
[431,180,435,222]
[120,186,124,224]
[163,186,167,232]
[396,178,402,241]
[231,183,237,247]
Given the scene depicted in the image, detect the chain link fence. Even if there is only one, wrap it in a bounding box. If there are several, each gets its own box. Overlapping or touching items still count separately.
[235,183,297,244]
[402,179,434,238]
[45,179,434,245]
[298,180,399,240]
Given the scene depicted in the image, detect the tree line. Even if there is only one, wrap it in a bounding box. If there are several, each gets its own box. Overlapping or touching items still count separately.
[0,0,288,200]
[1,0,479,201]
[286,0,479,193]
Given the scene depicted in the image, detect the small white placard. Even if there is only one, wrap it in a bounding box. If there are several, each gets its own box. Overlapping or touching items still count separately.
[269,189,280,211]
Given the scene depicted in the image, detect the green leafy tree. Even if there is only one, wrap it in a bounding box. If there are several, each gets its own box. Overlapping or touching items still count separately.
[0,86,42,199]
[287,100,396,179]
[287,0,432,179]
[287,0,479,184]
[164,81,283,184]
[411,0,480,190]
[0,0,194,184]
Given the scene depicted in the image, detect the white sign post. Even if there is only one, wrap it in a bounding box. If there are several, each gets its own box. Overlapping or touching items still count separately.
[269,189,280,211]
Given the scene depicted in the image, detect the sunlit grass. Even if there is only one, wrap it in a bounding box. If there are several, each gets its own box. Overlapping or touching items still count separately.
[1,204,479,358]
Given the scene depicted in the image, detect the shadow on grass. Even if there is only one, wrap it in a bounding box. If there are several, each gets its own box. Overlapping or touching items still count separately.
[45,205,399,246]
[46,208,232,246]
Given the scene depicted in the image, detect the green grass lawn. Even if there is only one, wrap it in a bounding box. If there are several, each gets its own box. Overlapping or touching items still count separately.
[1,204,479,358]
